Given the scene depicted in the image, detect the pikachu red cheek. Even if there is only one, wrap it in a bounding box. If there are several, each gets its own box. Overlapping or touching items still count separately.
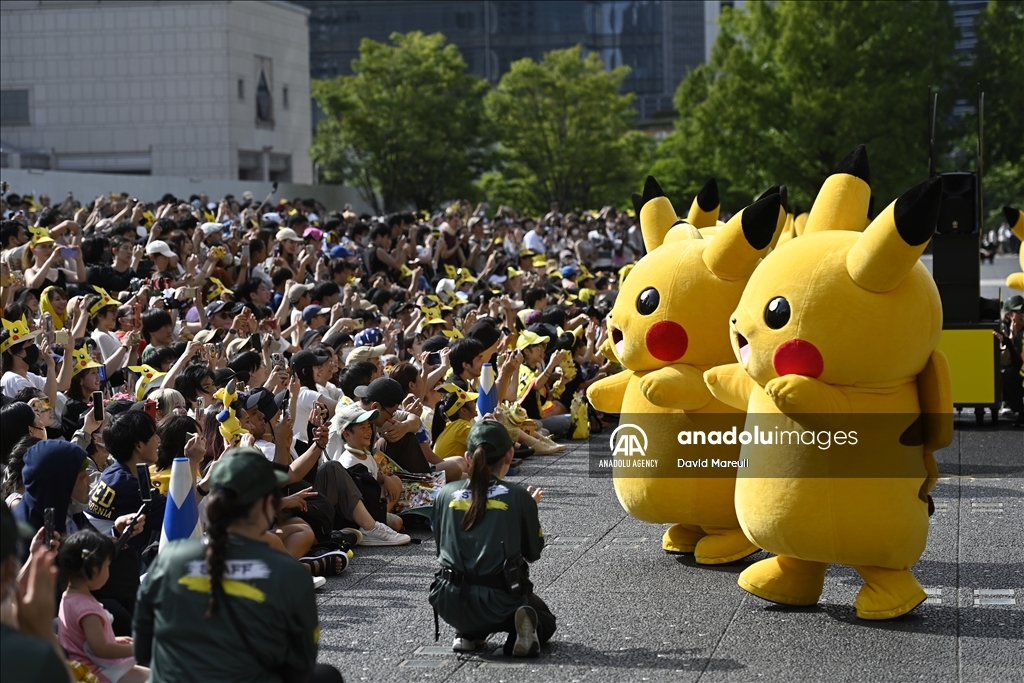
[772,339,824,378]
[645,321,688,362]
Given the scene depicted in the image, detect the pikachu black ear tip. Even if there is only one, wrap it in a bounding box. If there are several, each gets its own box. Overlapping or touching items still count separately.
[1003,206,1020,225]
[696,177,719,211]
[894,177,942,247]
[631,193,644,218]
[779,185,790,214]
[643,176,666,202]
[834,144,871,185]
[742,193,782,250]
[757,185,780,201]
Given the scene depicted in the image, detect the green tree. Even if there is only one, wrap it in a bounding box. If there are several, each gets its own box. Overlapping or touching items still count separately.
[652,1,959,211]
[961,1,1024,226]
[311,32,490,213]
[483,46,650,215]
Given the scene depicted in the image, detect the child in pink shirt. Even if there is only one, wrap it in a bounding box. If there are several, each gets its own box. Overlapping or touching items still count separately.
[58,530,149,683]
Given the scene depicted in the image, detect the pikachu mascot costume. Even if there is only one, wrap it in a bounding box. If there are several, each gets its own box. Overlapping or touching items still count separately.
[1005,206,1023,291]
[586,176,784,563]
[704,146,954,619]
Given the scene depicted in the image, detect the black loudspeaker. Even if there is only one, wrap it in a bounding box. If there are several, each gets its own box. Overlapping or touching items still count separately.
[931,171,980,323]
[935,172,977,234]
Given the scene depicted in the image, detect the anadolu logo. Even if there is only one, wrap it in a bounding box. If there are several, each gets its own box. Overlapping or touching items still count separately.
[609,424,648,458]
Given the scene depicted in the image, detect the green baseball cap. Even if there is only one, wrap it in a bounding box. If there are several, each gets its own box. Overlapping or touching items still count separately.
[209,447,290,505]
[466,419,515,462]
[2,502,35,560]
[1003,295,1024,313]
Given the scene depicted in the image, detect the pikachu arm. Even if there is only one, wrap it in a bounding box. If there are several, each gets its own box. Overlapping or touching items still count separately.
[763,374,852,431]
[639,364,713,411]
[1007,272,1024,291]
[586,370,632,414]
[703,363,754,412]
[917,349,953,504]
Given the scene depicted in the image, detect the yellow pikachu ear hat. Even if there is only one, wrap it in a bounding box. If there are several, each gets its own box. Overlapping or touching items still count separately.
[71,345,103,377]
[0,316,41,354]
[206,277,233,302]
[1003,206,1024,291]
[28,226,55,246]
[440,383,479,416]
[129,364,167,400]
[88,287,122,317]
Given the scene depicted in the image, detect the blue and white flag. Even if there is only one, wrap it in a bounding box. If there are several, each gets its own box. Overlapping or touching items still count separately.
[160,457,202,549]
[477,363,497,417]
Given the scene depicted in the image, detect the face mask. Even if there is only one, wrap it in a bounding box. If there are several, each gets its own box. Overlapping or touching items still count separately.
[68,497,89,515]
[21,345,40,366]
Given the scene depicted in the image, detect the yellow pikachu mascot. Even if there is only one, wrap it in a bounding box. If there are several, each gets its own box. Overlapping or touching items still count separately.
[586,176,783,563]
[704,145,954,619]
[1004,206,1023,291]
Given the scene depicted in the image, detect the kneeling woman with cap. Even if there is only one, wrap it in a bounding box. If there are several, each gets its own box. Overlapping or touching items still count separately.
[134,447,342,683]
[429,420,556,656]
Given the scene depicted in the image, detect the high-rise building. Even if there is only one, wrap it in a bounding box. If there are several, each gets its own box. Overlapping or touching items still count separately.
[0,0,313,182]
[294,1,739,123]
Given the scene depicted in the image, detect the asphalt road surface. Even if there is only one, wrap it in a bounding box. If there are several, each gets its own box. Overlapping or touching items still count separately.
[313,414,1022,683]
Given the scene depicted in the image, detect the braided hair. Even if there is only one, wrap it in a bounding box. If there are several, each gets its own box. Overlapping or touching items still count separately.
[203,487,281,618]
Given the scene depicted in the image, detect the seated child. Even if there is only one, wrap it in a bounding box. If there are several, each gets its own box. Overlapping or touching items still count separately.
[334,403,405,532]
[58,529,150,683]
[431,386,479,458]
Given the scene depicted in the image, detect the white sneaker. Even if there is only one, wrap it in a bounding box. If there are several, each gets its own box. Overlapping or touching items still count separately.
[452,636,482,652]
[360,521,411,546]
[312,576,327,589]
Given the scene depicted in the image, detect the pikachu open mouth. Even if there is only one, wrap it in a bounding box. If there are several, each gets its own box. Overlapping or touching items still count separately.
[736,332,750,367]
[612,327,625,359]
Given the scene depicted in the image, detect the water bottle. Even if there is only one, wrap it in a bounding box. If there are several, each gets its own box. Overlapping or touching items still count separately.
[477,363,497,417]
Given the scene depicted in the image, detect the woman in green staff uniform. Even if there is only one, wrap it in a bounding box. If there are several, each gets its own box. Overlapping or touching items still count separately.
[429,420,556,656]
[132,447,343,683]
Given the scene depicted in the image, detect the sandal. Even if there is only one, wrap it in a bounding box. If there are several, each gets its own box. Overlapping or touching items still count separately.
[299,550,348,577]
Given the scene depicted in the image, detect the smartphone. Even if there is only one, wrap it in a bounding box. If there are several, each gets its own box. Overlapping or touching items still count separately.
[55,329,69,345]
[271,352,284,371]
[427,352,441,366]
[352,319,364,330]
[196,396,205,413]
[176,286,196,300]
[44,508,55,550]
[241,244,250,260]
[60,247,78,259]
[136,463,153,502]
[143,398,157,420]
[92,391,104,421]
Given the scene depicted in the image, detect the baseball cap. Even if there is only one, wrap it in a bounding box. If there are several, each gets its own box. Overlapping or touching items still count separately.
[560,265,578,278]
[303,227,324,241]
[200,222,222,237]
[209,447,290,506]
[387,302,413,317]
[335,403,380,432]
[276,228,303,243]
[240,387,280,422]
[330,245,354,259]
[193,329,220,344]
[346,344,386,364]
[1004,295,1024,312]
[354,377,405,408]
[299,329,323,349]
[422,335,450,353]
[516,329,550,350]
[290,350,328,371]
[467,321,501,349]
[1,501,35,560]
[214,367,241,387]
[287,283,312,303]
[206,300,242,318]
[302,304,330,323]
[466,419,515,462]
[145,240,176,258]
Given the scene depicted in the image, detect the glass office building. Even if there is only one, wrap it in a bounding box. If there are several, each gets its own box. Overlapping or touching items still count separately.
[293,1,719,122]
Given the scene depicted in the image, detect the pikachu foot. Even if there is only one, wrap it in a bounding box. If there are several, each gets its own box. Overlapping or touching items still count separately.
[662,524,704,554]
[738,555,827,606]
[853,566,926,620]
[695,527,759,565]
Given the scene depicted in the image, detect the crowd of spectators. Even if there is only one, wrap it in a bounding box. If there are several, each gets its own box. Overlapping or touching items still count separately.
[0,186,629,681]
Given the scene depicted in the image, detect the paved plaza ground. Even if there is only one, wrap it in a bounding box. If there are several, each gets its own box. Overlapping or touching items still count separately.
[313,410,1022,683]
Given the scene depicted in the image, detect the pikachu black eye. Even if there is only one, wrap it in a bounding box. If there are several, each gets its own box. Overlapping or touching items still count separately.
[764,296,790,329]
[636,288,659,316]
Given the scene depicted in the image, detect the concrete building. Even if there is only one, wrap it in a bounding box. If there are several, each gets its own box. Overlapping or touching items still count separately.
[294,0,741,123]
[0,0,313,183]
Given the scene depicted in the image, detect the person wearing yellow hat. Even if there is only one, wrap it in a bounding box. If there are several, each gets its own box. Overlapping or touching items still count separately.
[431,385,479,458]
[515,331,572,441]
[60,343,105,439]
[23,227,85,292]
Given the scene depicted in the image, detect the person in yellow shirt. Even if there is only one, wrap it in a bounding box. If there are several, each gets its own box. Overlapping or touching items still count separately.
[431,387,479,458]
